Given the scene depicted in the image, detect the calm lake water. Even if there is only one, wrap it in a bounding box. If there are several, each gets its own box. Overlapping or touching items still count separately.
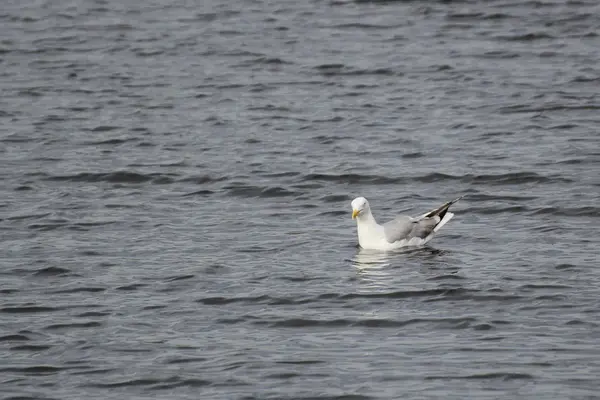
[1,0,600,399]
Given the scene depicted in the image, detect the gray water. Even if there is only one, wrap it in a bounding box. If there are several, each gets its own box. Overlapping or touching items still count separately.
[1,0,600,399]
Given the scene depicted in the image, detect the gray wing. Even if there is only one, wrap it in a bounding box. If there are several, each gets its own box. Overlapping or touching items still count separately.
[383,215,440,243]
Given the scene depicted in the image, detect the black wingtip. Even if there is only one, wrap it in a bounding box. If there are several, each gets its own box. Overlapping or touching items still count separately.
[449,195,465,205]
[425,195,465,220]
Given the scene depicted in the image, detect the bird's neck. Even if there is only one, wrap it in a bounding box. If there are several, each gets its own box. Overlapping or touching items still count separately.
[357,209,377,228]
[355,209,381,248]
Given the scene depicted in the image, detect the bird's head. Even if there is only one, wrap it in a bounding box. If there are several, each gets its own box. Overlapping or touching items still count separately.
[351,197,370,219]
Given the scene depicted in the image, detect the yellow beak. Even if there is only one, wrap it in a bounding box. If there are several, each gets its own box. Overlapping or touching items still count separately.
[352,209,360,219]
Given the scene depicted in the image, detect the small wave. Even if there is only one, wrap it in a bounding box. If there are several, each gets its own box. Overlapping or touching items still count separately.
[499,104,600,114]
[318,210,347,217]
[202,264,228,275]
[0,306,63,313]
[315,63,345,70]
[446,12,484,20]
[0,365,70,374]
[520,284,573,290]
[84,138,136,145]
[143,305,167,310]
[33,266,73,277]
[469,172,571,185]
[550,123,579,130]
[276,359,325,365]
[479,50,520,59]
[565,319,598,327]
[150,378,212,390]
[71,368,116,376]
[88,378,170,388]
[478,131,516,139]
[195,10,241,21]
[87,376,210,389]
[426,372,533,381]
[548,157,586,166]
[260,171,301,178]
[465,206,527,215]
[302,173,403,185]
[116,283,148,291]
[76,311,110,318]
[531,206,600,217]
[252,56,292,65]
[484,13,511,20]
[466,193,538,201]
[555,264,577,270]
[199,294,345,307]
[402,152,424,159]
[165,357,207,365]
[27,222,68,231]
[332,23,396,29]
[88,125,120,132]
[282,394,374,400]
[11,344,52,351]
[311,134,352,144]
[1,133,33,143]
[426,274,465,281]
[51,287,106,294]
[45,322,102,331]
[14,185,34,191]
[178,175,228,184]
[0,334,30,342]
[256,316,477,329]
[473,323,494,331]
[43,171,177,184]
[28,220,116,232]
[247,104,291,112]
[277,275,323,283]
[74,221,116,228]
[426,294,523,303]
[182,189,214,197]
[496,32,554,41]
[223,184,298,198]
[572,76,600,83]
[164,274,195,282]
[197,295,272,305]
[341,287,477,300]
[415,172,465,183]
[237,245,281,254]
[301,171,566,186]
[6,213,51,221]
[314,63,397,77]
[532,294,569,302]
[321,194,351,203]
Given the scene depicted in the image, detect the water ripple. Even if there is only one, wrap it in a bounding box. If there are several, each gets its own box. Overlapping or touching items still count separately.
[2,0,600,398]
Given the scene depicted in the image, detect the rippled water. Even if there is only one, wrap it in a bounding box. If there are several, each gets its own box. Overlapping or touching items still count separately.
[1,0,600,399]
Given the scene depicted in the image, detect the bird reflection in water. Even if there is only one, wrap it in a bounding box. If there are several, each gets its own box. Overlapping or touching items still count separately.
[350,247,450,291]
[350,248,395,291]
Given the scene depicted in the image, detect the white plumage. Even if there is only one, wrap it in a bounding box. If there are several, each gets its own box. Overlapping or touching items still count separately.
[351,196,463,251]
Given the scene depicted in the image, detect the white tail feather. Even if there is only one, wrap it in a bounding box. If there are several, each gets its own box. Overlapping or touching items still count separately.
[421,212,454,245]
[433,212,454,233]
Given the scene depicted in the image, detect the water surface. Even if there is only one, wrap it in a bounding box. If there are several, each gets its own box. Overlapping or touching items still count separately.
[1,0,600,399]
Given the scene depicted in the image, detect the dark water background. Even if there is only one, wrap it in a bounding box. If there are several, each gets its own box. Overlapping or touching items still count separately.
[1,0,600,399]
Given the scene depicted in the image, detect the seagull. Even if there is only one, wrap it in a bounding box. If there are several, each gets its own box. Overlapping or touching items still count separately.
[351,196,464,250]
